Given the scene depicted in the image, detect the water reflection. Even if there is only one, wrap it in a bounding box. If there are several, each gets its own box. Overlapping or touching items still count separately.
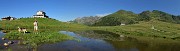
[38,31,116,51]
[57,30,180,51]
[0,30,180,51]
[72,30,133,41]
[0,31,7,49]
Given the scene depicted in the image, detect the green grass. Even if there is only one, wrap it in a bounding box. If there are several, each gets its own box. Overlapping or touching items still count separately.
[91,20,180,40]
[1,18,180,41]
[1,18,180,48]
[0,18,87,48]
[4,30,74,47]
[0,18,88,30]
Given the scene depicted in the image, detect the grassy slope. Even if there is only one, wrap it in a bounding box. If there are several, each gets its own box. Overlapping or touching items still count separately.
[1,18,179,42]
[92,20,180,40]
[0,18,88,31]
[1,18,180,40]
[0,18,87,47]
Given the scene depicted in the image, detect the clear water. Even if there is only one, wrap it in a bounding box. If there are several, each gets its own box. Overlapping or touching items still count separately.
[38,30,180,51]
[0,30,180,51]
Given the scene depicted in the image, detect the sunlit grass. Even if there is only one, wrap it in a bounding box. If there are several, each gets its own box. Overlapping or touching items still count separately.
[0,18,88,48]
[91,20,180,40]
[1,18,180,47]
[4,30,74,47]
[0,18,88,30]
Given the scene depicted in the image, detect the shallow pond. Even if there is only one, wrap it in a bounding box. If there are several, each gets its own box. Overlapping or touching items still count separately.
[0,30,180,51]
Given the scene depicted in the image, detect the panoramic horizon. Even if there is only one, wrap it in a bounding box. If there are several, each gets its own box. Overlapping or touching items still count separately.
[0,0,180,22]
[1,0,180,51]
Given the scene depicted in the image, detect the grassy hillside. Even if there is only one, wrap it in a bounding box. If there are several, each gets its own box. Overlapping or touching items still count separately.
[94,10,138,26]
[90,10,180,40]
[0,17,179,47]
[92,20,180,40]
[0,18,88,31]
[93,10,180,26]
[138,10,177,23]
[0,18,88,47]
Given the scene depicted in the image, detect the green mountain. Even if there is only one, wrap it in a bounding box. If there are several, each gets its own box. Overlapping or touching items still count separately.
[172,15,180,23]
[94,10,180,26]
[94,10,139,26]
[138,10,177,23]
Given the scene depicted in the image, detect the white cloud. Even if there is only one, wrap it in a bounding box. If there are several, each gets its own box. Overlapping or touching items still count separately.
[96,13,111,17]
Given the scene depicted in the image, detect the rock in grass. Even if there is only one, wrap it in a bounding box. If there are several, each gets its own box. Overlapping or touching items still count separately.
[4,43,9,47]
[2,38,5,40]
[120,35,125,38]
[8,41,14,44]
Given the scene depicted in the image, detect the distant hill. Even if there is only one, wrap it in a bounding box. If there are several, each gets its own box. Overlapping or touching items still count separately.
[69,16,101,26]
[93,10,180,26]
[138,10,180,23]
[94,10,139,26]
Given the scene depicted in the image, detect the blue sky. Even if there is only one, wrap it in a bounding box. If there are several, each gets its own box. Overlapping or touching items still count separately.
[0,0,180,22]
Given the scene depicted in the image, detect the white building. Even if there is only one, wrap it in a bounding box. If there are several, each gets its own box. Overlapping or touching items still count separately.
[33,11,49,18]
[1,16,16,21]
[121,23,126,26]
